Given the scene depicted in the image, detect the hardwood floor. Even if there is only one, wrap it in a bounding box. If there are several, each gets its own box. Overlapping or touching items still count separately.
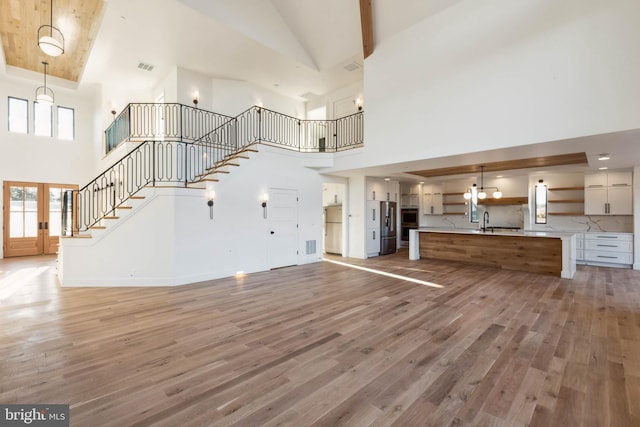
[1,251,640,426]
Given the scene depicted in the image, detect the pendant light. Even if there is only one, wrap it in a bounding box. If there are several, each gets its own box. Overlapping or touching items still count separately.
[477,166,487,200]
[38,0,65,57]
[36,62,54,106]
[462,165,503,200]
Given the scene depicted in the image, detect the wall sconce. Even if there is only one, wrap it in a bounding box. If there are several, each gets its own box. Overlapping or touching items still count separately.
[193,91,199,108]
[207,190,215,219]
[355,97,363,111]
[261,193,268,219]
[111,109,116,119]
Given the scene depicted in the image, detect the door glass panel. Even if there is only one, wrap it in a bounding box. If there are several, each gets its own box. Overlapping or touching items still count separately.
[9,212,23,237]
[9,185,39,238]
[49,187,63,236]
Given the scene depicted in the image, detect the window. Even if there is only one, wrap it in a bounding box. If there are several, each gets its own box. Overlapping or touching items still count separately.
[469,186,479,223]
[34,102,52,136]
[535,182,547,224]
[57,106,74,140]
[8,97,28,133]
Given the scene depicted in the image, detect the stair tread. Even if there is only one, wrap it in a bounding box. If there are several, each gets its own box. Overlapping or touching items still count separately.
[118,206,133,209]
[62,235,92,239]
[129,196,145,200]
[104,216,119,220]
[90,226,106,229]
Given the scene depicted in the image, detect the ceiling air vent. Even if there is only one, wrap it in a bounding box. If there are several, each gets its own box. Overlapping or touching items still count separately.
[299,91,318,100]
[343,62,361,72]
[137,62,155,72]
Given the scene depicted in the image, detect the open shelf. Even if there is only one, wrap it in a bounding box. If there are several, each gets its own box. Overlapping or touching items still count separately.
[478,196,528,206]
[548,212,584,216]
[548,186,584,191]
[443,202,467,206]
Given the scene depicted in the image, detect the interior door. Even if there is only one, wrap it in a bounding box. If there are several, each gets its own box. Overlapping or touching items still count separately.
[3,181,77,257]
[267,188,299,269]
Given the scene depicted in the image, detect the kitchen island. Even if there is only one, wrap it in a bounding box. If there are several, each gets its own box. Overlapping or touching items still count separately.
[409,228,576,279]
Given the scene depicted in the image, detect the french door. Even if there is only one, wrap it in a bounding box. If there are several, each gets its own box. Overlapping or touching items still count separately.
[3,181,77,257]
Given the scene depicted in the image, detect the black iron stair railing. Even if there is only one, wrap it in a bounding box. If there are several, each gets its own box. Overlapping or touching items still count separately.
[63,104,364,236]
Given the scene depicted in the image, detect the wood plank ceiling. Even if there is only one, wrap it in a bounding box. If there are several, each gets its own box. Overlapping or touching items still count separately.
[0,0,104,82]
[408,152,589,178]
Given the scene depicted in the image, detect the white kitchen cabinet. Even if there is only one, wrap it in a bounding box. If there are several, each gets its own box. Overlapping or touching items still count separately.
[400,184,420,208]
[365,200,379,228]
[367,179,385,201]
[575,234,584,264]
[422,184,443,215]
[366,227,379,257]
[582,232,633,268]
[584,171,633,215]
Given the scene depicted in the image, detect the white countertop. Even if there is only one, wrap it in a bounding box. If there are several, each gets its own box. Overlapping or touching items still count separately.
[415,228,577,239]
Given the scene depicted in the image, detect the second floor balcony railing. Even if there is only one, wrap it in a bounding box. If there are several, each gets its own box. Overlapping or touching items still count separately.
[106,103,364,155]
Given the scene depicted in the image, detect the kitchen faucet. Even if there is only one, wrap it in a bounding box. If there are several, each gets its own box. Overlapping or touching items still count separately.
[482,210,489,232]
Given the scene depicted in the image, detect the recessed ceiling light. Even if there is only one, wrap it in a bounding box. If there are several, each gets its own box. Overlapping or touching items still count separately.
[598,166,609,170]
[419,181,424,184]
[598,154,610,161]
[496,175,503,178]
[384,177,391,181]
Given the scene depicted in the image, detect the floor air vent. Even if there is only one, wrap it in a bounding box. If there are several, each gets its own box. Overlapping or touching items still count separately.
[305,240,317,255]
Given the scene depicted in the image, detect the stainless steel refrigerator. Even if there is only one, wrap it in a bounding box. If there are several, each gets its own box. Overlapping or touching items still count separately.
[380,201,397,255]
[324,205,342,255]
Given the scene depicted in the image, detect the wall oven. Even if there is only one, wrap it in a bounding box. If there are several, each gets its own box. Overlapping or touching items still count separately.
[400,209,418,241]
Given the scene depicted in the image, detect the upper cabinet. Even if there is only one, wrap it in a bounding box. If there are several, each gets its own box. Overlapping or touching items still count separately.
[584,171,633,215]
[423,184,443,215]
[400,184,420,208]
[367,178,398,202]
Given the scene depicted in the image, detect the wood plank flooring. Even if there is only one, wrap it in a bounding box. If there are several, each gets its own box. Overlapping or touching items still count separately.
[1,251,640,426]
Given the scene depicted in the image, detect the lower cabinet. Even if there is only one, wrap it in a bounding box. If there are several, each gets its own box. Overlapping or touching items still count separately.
[366,227,379,257]
[579,232,633,268]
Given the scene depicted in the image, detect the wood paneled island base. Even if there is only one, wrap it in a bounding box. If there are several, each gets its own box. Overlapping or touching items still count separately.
[419,231,564,276]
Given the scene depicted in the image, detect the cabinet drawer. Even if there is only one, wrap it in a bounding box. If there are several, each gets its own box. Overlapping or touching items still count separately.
[584,240,633,252]
[584,250,633,264]
[585,233,633,242]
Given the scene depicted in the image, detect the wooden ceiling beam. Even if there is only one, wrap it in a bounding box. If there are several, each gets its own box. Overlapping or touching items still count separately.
[408,152,589,178]
[359,0,374,59]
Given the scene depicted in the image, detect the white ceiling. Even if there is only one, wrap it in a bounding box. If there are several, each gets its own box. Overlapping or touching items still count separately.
[76,0,465,100]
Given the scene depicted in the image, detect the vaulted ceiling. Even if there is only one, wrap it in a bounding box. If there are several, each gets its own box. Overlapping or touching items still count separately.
[0,0,464,98]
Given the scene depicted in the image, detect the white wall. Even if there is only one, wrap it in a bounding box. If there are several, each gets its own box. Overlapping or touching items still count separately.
[306,81,363,119]
[59,146,325,286]
[211,78,305,118]
[0,75,100,258]
[334,0,640,171]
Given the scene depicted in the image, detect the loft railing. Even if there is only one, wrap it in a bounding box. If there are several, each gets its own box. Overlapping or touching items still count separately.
[64,104,364,235]
[105,103,233,154]
[196,106,363,153]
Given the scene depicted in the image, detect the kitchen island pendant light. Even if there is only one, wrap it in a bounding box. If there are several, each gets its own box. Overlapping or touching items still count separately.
[35,62,54,106]
[463,166,502,200]
[38,0,65,57]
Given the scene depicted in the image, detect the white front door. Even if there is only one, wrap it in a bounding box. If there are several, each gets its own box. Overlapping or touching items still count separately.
[268,188,298,269]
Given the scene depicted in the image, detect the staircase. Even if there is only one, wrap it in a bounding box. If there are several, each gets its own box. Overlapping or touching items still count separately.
[62,104,364,239]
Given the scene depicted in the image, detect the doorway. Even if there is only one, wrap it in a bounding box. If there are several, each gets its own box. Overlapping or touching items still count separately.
[3,181,77,257]
[267,188,299,269]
